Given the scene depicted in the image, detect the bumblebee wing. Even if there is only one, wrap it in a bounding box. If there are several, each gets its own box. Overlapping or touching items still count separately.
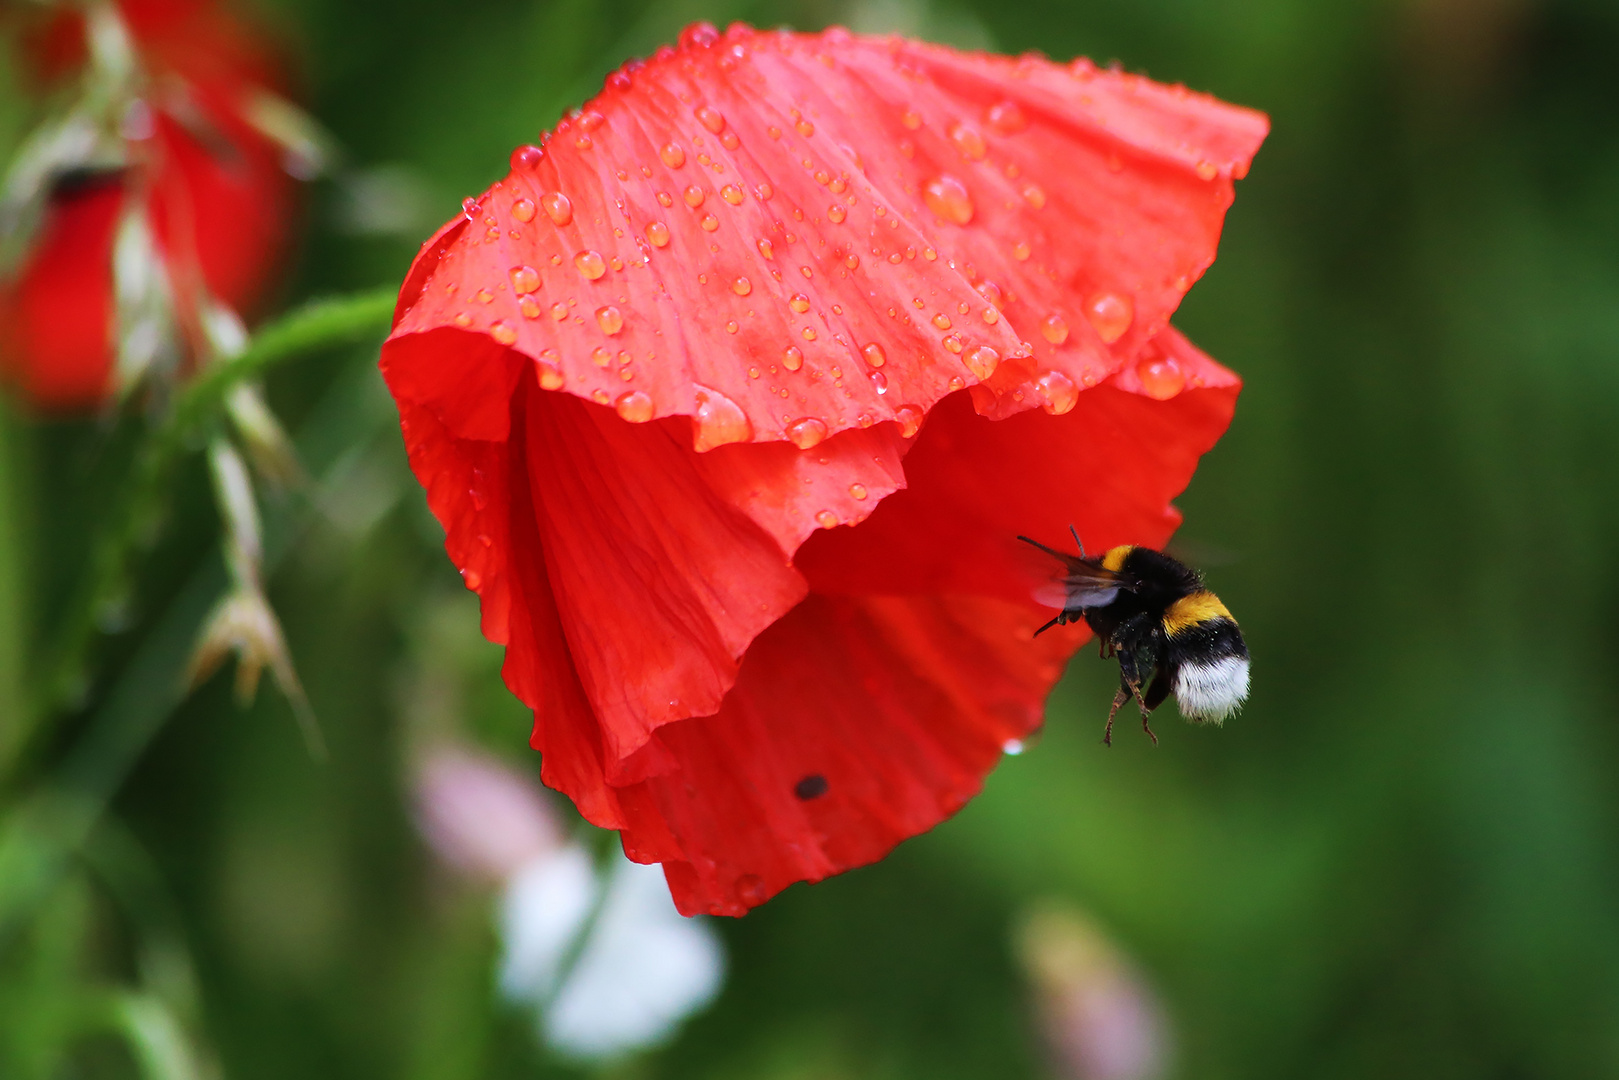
[1017,535,1133,611]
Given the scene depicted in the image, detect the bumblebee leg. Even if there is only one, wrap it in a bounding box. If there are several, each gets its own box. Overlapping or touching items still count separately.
[1104,685,1131,747]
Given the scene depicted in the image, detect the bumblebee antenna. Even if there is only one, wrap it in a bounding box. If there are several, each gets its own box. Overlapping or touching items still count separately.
[1068,524,1086,559]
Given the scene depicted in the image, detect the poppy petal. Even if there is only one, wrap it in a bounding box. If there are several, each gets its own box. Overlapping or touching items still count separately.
[389,25,1266,447]
[615,591,1085,916]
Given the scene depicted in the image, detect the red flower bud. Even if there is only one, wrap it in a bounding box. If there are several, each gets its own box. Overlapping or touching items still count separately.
[381,24,1268,915]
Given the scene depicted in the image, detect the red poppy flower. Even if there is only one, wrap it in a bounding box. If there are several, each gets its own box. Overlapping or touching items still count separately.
[381,23,1267,916]
[0,0,296,409]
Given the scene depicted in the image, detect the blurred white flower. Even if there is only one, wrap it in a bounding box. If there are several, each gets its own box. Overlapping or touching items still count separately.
[500,848,725,1061]
[411,745,725,1061]
[1015,904,1171,1080]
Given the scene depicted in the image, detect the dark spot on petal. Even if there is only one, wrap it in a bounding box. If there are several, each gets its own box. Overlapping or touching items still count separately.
[794,774,828,800]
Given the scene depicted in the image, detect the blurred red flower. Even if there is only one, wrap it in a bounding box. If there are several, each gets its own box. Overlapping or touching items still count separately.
[0,0,297,409]
[381,23,1267,915]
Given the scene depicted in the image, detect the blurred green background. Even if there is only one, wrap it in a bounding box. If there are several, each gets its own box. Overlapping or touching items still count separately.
[6,0,1619,1077]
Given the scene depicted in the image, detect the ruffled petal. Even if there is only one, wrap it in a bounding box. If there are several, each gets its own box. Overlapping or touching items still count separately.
[388,24,1266,447]
[617,591,1086,916]
[796,325,1240,602]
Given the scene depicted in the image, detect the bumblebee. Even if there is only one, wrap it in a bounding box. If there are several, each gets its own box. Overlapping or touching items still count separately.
[1020,528,1250,745]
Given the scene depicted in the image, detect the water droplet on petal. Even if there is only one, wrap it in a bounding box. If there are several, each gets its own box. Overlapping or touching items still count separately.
[849,483,868,500]
[1137,353,1186,399]
[789,294,811,314]
[1023,184,1046,209]
[537,349,564,389]
[660,143,686,168]
[700,213,719,231]
[828,205,846,224]
[615,389,654,422]
[490,321,517,346]
[1086,292,1134,343]
[731,276,752,296]
[578,110,604,131]
[696,105,725,133]
[510,265,541,294]
[575,250,606,279]
[757,238,774,259]
[965,345,1001,380]
[721,183,744,205]
[592,346,611,366]
[1195,160,1218,181]
[862,343,885,368]
[923,175,974,225]
[801,327,817,341]
[550,302,568,320]
[646,220,670,247]
[596,305,624,334]
[895,404,924,437]
[943,334,963,354]
[869,371,888,395]
[786,416,828,448]
[684,185,705,208]
[720,130,740,150]
[949,122,987,160]
[692,385,752,451]
[782,346,804,371]
[796,119,815,137]
[542,191,573,225]
[463,568,482,590]
[816,510,839,528]
[932,313,952,330]
[901,109,922,130]
[1038,370,1079,414]
[1041,314,1069,345]
[1013,241,1031,261]
[657,191,674,207]
[987,100,1028,133]
[519,296,541,319]
[511,198,536,223]
[1002,738,1025,755]
[510,144,544,170]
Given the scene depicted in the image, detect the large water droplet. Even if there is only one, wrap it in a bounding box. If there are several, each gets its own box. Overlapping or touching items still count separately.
[1086,292,1134,344]
[721,184,744,205]
[696,105,726,133]
[869,370,888,395]
[789,294,811,314]
[490,321,517,346]
[862,343,886,368]
[1136,353,1185,400]
[949,122,987,160]
[1037,370,1078,414]
[575,250,606,280]
[692,385,752,451]
[965,345,1001,380]
[645,220,670,247]
[923,175,974,225]
[895,404,924,438]
[660,143,686,168]
[849,483,868,501]
[510,265,540,294]
[684,185,705,208]
[796,119,815,137]
[932,313,952,330]
[510,144,544,170]
[519,296,542,319]
[542,191,573,225]
[511,198,536,223]
[828,205,846,224]
[615,389,654,423]
[732,276,752,296]
[596,305,624,334]
[700,213,719,232]
[1041,314,1069,345]
[757,238,774,259]
[786,416,828,449]
[537,349,564,390]
[782,346,804,371]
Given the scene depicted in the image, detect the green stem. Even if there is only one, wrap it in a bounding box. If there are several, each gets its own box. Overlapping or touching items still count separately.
[25,288,396,760]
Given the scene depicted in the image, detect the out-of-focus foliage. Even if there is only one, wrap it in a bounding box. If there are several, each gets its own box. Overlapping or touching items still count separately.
[3,0,1619,1077]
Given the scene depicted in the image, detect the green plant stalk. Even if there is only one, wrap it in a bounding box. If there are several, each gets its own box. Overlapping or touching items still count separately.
[19,288,396,775]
